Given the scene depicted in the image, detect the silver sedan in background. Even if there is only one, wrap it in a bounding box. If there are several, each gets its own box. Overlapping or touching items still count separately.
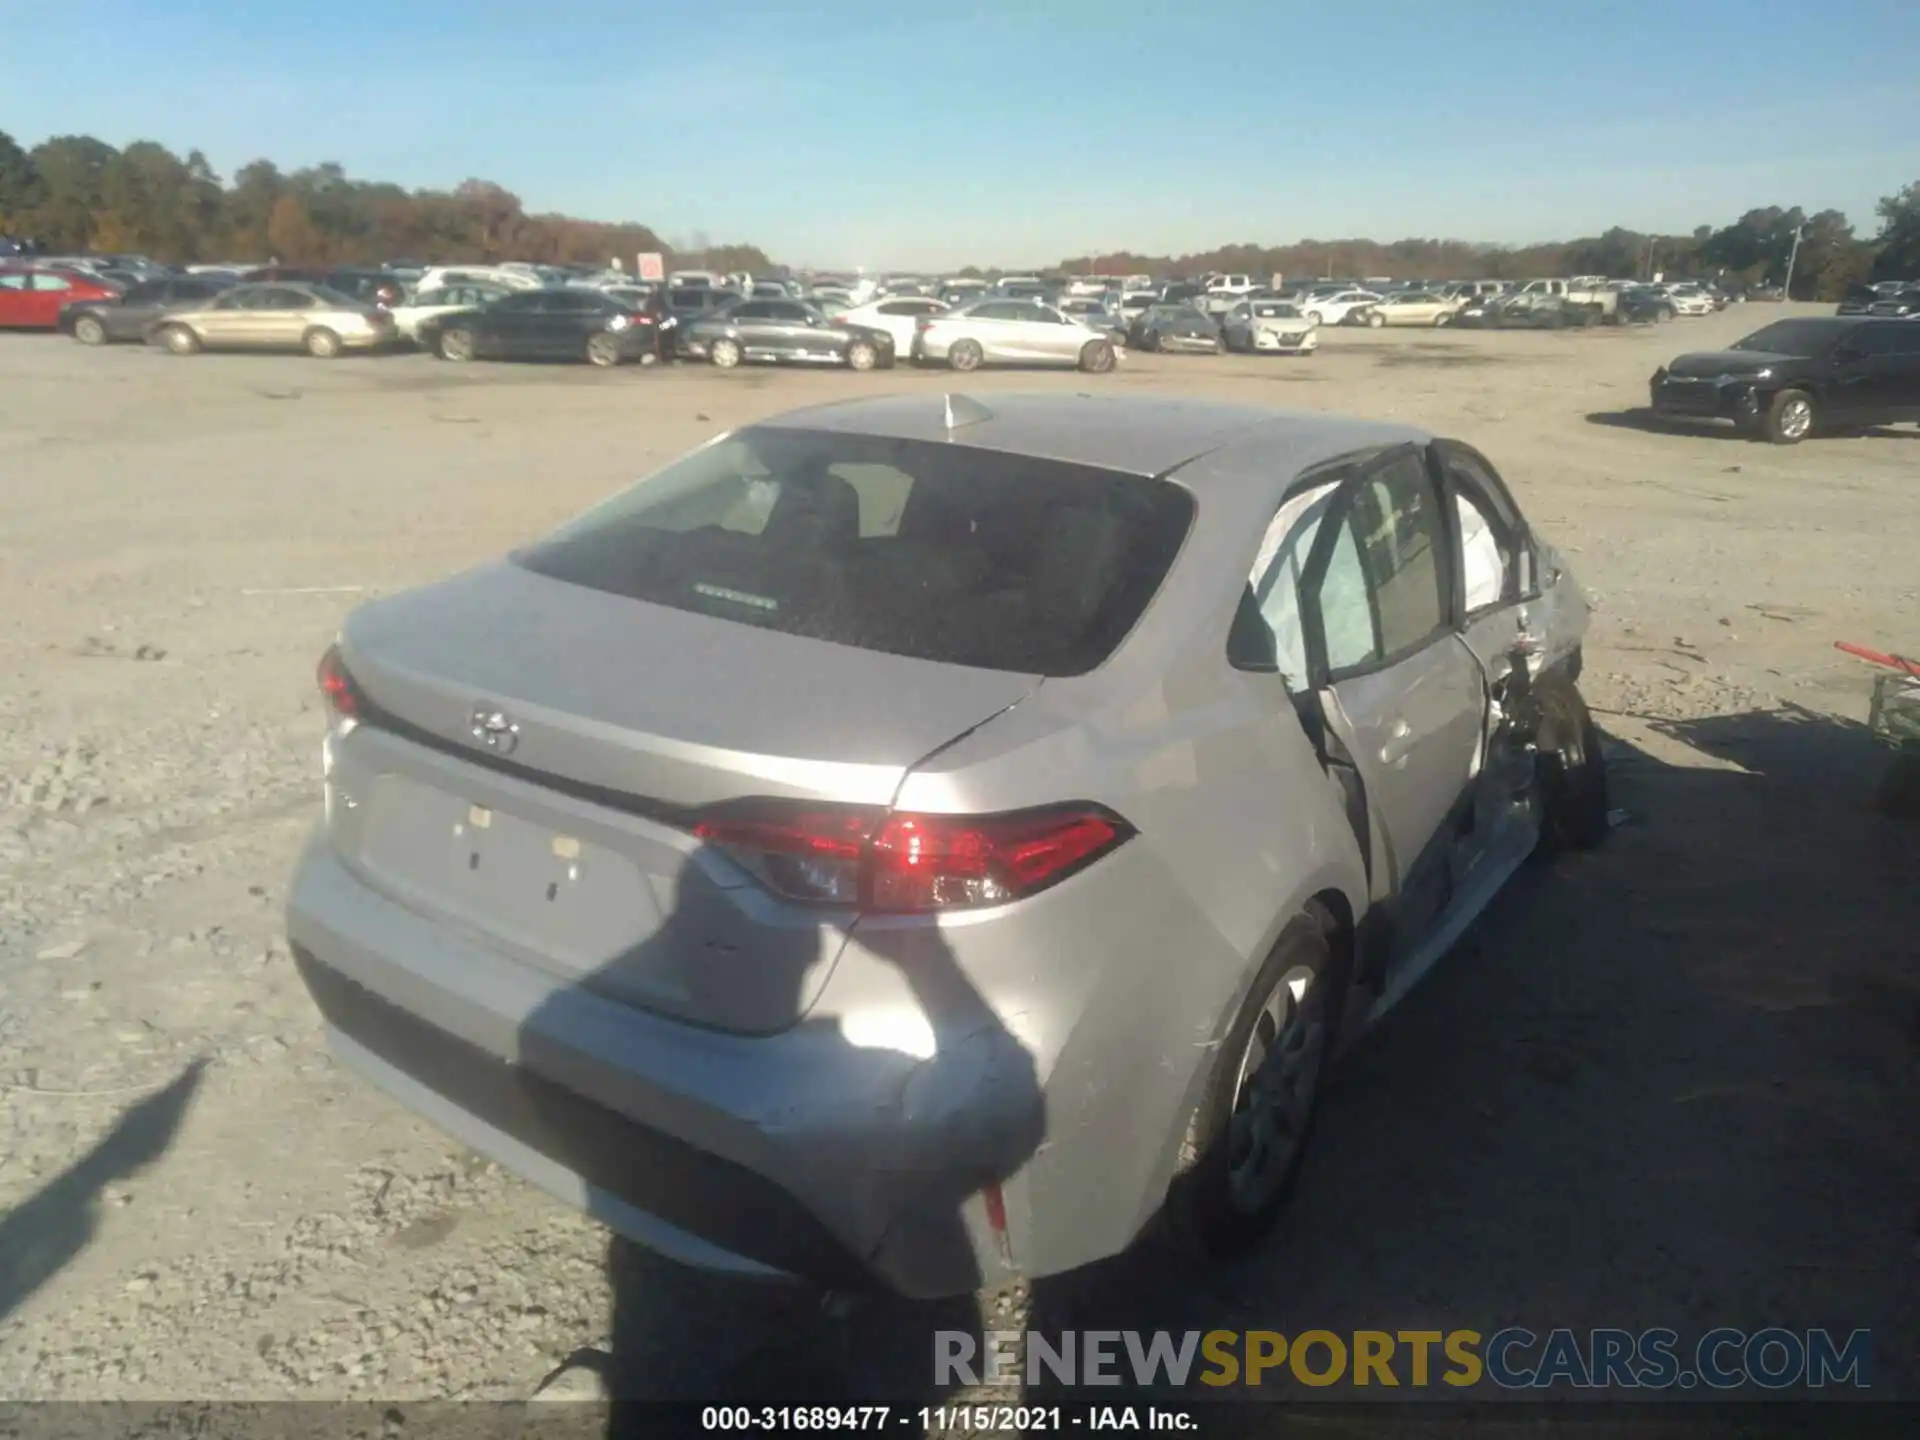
[912,297,1119,371]
[287,393,1605,1299]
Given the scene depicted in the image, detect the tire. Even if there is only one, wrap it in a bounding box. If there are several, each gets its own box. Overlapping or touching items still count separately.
[1762,388,1815,445]
[947,338,983,372]
[1079,339,1117,372]
[845,340,876,372]
[585,333,622,367]
[1534,679,1609,852]
[710,337,743,369]
[1304,311,1323,326]
[157,324,199,356]
[303,327,343,359]
[1433,312,1451,328]
[74,314,108,346]
[437,329,475,362]
[1162,906,1344,1259]
[1367,311,1385,328]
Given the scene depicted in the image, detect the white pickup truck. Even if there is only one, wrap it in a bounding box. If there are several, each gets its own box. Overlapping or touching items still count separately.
[1200,273,1257,315]
[1505,276,1620,323]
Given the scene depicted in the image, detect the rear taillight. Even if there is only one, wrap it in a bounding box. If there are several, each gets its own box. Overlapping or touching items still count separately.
[317,643,362,720]
[693,801,1130,912]
[915,317,934,331]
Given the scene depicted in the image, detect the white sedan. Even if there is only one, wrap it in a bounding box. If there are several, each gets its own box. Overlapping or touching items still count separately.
[1666,286,1715,316]
[1298,289,1382,326]
[1222,300,1319,354]
[831,296,950,353]
[388,282,513,344]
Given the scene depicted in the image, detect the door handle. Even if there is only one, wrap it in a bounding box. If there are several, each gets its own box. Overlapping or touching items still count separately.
[1379,719,1415,766]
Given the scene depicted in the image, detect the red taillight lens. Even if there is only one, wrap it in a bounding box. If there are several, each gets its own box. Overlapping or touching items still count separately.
[694,802,1129,912]
[915,318,934,331]
[317,643,362,719]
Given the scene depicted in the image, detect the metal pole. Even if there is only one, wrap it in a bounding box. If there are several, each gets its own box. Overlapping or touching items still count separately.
[1782,223,1805,300]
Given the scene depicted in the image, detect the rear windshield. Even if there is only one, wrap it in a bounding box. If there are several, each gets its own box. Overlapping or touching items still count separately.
[513,427,1195,676]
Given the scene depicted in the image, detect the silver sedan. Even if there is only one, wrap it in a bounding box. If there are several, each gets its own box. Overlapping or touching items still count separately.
[912,298,1119,371]
[287,393,1605,1298]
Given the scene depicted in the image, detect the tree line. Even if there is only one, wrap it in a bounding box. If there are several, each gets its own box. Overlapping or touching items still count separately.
[1052,182,1920,299]
[2,129,1915,299]
[0,131,772,275]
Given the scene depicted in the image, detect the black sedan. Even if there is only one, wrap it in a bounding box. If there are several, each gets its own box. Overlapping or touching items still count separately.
[1650,317,1920,444]
[419,289,665,367]
[683,298,894,371]
[59,273,236,344]
[1616,286,1676,325]
[1127,304,1222,354]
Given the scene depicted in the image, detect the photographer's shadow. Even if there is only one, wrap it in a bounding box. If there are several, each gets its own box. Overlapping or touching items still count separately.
[515,842,1047,1411]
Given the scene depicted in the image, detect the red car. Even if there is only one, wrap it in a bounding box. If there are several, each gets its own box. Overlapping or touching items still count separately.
[0,266,121,329]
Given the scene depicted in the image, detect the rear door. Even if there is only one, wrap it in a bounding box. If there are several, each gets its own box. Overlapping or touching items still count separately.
[1011,301,1080,361]
[1828,323,1917,423]
[247,285,316,347]
[543,290,613,356]
[0,271,31,325]
[26,270,77,327]
[474,290,548,356]
[760,300,818,358]
[1296,444,1487,953]
[966,300,1024,360]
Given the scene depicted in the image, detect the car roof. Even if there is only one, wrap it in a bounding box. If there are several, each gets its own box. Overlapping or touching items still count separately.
[766,392,1427,480]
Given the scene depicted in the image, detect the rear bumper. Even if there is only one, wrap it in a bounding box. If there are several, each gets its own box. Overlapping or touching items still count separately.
[286,834,1039,1297]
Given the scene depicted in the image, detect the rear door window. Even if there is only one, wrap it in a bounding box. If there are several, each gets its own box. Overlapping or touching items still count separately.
[514,428,1195,676]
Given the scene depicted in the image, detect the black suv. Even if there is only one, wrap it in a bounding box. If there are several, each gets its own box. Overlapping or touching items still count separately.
[1650,317,1920,443]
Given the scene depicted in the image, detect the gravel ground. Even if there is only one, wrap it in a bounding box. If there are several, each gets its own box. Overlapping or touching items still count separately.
[0,307,1915,1406]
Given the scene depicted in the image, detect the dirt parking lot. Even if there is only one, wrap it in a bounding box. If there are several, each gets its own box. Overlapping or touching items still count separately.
[1,307,1916,1404]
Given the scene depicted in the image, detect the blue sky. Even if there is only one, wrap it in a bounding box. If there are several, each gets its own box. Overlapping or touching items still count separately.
[6,0,1918,269]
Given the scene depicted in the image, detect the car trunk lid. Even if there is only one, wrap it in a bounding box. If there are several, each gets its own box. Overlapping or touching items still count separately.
[326,561,1039,1032]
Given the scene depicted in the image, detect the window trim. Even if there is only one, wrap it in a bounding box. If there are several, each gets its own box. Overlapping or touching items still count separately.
[1298,443,1459,687]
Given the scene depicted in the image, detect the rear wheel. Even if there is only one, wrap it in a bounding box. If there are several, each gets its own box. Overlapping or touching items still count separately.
[303,327,343,359]
[710,337,743,369]
[438,329,475,362]
[1164,907,1343,1257]
[845,340,876,372]
[947,338,983,372]
[157,324,199,356]
[585,333,622,367]
[1367,311,1385,328]
[74,314,108,346]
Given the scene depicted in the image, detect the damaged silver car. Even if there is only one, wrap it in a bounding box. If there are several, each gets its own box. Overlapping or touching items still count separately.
[286,392,1605,1299]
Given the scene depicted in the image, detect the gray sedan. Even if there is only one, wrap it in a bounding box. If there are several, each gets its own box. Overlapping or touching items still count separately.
[287,393,1605,1298]
[60,273,236,344]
